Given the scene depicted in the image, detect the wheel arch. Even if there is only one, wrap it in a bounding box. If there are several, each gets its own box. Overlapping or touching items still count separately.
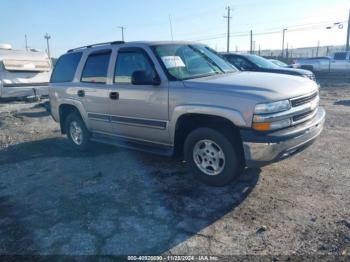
[172,108,245,162]
[58,101,89,134]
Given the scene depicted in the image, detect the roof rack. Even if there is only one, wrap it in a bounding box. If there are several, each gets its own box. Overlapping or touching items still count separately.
[67,41,125,52]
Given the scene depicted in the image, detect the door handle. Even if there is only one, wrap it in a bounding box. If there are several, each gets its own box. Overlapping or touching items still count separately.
[109,92,119,100]
[77,90,85,97]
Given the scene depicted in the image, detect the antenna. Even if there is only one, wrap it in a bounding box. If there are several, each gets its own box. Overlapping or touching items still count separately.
[169,14,174,40]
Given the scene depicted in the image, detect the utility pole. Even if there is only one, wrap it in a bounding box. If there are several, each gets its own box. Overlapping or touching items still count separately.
[118,26,126,41]
[316,40,320,57]
[281,28,287,58]
[25,34,28,51]
[250,30,253,54]
[224,6,232,52]
[44,33,51,59]
[346,9,350,50]
[168,15,174,40]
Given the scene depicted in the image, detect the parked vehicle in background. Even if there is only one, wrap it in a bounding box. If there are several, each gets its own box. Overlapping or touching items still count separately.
[222,53,316,81]
[50,41,325,186]
[292,51,350,73]
[269,59,289,68]
[0,44,52,99]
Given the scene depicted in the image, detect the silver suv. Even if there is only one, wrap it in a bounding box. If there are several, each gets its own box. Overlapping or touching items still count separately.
[49,41,325,186]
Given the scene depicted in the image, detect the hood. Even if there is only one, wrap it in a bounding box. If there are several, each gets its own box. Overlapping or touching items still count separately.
[264,67,312,76]
[183,71,318,102]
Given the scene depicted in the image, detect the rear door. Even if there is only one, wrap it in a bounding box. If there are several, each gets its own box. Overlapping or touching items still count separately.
[108,47,170,145]
[77,49,113,133]
[330,52,349,72]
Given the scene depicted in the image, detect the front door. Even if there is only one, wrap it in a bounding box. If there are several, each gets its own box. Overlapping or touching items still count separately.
[109,47,170,145]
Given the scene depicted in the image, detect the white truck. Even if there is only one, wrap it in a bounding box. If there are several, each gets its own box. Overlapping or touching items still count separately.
[0,44,52,98]
[292,51,350,73]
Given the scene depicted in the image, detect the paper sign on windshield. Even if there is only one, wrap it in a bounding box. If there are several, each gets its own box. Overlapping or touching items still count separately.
[161,56,185,68]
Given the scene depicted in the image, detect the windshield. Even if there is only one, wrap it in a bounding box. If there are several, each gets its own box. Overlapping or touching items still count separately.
[271,59,288,67]
[153,44,237,80]
[246,55,280,69]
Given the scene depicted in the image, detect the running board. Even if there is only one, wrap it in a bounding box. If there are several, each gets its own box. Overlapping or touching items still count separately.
[90,133,174,156]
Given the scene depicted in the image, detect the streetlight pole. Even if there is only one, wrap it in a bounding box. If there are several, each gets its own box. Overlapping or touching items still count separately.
[224,6,232,52]
[118,26,126,41]
[346,9,350,51]
[282,28,287,58]
[44,33,51,59]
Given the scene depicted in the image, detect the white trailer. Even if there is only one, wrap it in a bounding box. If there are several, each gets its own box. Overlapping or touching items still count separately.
[0,44,52,98]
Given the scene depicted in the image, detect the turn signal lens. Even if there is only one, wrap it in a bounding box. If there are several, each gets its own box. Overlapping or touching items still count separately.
[252,122,271,131]
[252,118,291,131]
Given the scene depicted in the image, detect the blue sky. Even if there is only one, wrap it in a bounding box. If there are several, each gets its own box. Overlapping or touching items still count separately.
[1,0,349,57]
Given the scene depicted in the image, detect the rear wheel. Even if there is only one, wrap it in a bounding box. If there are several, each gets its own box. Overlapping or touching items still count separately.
[184,127,242,186]
[65,112,90,150]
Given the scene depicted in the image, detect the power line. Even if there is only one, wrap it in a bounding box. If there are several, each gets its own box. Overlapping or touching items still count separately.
[186,19,347,42]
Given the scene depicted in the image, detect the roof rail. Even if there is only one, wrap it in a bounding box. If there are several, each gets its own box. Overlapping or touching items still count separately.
[67,41,125,52]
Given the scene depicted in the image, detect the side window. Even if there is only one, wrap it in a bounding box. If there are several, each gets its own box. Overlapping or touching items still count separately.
[50,52,82,83]
[229,56,254,70]
[334,52,347,60]
[114,51,154,84]
[81,51,111,84]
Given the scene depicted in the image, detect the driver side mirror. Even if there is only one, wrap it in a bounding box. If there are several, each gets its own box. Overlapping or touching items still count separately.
[131,70,161,85]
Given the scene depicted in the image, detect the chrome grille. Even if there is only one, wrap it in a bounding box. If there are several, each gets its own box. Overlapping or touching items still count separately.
[291,92,318,107]
[292,109,316,123]
[307,74,316,81]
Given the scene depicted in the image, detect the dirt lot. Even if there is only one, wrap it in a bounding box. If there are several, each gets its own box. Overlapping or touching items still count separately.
[0,80,349,258]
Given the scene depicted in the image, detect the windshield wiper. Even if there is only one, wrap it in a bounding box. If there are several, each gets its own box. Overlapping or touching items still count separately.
[182,72,219,80]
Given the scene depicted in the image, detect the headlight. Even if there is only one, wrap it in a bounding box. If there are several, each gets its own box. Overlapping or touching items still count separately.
[254,100,291,114]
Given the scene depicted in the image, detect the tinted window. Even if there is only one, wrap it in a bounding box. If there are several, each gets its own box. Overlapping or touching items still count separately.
[50,52,82,83]
[228,56,255,71]
[246,55,279,69]
[334,52,347,60]
[81,51,111,83]
[114,51,154,84]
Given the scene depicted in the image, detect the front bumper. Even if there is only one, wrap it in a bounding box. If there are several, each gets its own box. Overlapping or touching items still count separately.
[241,107,326,167]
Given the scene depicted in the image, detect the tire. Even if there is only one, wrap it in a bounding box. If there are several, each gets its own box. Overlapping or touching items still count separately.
[65,112,90,150]
[184,127,242,187]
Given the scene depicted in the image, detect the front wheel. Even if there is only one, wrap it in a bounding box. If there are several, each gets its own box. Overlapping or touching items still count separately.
[65,112,90,150]
[184,127,242,187]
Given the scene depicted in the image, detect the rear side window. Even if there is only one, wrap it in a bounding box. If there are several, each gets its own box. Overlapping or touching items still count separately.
[81,51,111,84]
[50,52,82,83]
[334,52,347,60]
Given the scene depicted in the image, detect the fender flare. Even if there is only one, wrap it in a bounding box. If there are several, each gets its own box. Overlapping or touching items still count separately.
[169,104,247,142]
[58,99,91,130]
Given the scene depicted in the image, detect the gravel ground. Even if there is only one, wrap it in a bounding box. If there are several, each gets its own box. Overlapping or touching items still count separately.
[0,80,349,258]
